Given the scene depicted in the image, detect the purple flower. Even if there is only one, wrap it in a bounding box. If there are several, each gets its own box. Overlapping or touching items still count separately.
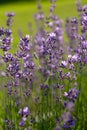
[82,5,87,13]
[63,118,76,129]
[64,101,75,111]
[40,84,49,89]
[5,12,15,17]
[0,37,13,51]
[19,120,25,127]
[71,18,78,24]
[34,12,44,20]
[76,1,82,12]
[2,37,12,45]
[5,12,15,26]
[5,29,12,37]
[49,32,56,39]
[23,60,34,69]
[7,59,20,76]
[82,40,87,49]
[23,107,30,117]
[61,60,68,68]
[19,36,31,51]
[68,54,79,63]
[68,88,79,101]
[64,72,71,79]
[18,107,30,117]
[6,18,13,26]
[81,13,87,32]
[0,44,10,51]
[3,52,14,62]
[82,14,87,22]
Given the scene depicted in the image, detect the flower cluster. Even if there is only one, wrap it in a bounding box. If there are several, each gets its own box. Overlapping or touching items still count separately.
[0,1,87,130]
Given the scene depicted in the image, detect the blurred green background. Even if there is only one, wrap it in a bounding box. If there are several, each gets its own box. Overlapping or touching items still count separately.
[0,0,87,49]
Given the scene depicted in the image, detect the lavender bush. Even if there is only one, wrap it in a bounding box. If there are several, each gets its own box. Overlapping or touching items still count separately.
[0,0,87,129]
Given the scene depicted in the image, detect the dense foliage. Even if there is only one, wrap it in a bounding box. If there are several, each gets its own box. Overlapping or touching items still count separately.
[0,0,87,130]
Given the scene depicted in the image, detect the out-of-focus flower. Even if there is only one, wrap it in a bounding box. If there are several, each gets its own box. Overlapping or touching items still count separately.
[61,60,68,68]
[5,12,15,17]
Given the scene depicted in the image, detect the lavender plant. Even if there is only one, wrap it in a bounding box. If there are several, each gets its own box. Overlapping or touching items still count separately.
[0,0,87,130]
